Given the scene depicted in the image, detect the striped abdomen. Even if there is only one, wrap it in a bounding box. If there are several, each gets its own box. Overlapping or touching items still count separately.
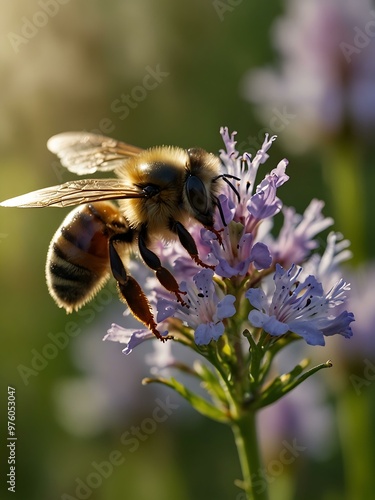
[46,202,128,312]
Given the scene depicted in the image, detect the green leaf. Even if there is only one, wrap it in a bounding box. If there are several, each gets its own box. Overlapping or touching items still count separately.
[193,361,230,407]
[253,359,333,409]
[143,376,231,423]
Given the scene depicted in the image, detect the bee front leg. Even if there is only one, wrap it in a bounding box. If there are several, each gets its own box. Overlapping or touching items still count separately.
[138,227,187,305]
[108,238,166,342]
[170,219,214,269]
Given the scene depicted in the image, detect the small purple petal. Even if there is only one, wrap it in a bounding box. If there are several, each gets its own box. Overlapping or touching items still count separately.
[270,160,289,187]
[216,194,235,225]
[248,309,269,328]
[263,316,290,336]
[249,309,289,336]
[216,295,236,320]
[250,242,272,270]
[214,258,239,278]
[247,161,289,223]
[193,268,215,293]
[252,134,277,167]
[173,256,201,279]
[211,321,225,340]
[288,321,325,346]
[238,233,254,260]
[248,181,282,221]
[104,324,155,355]
[156,298,178,322]
[320,311,355,339]
[220,127,239,159]
[245,288,268,311]
[195,322,225,345]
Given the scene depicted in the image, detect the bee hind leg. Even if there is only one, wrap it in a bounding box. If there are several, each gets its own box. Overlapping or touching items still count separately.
[138,228,187,305]
[109,238,167,342]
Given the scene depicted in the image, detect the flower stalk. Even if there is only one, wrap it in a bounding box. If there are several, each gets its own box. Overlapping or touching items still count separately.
[232,411,268,500]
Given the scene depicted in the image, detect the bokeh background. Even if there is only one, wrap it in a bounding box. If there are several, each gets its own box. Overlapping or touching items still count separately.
[1,1,375,499]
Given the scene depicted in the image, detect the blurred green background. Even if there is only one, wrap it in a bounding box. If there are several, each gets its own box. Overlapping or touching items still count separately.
[1,1,375,499]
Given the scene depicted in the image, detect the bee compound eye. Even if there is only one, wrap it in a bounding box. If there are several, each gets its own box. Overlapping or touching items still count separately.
[186,176,209,215]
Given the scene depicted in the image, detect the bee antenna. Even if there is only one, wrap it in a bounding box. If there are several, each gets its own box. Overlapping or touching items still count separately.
[214,174,241,203]
[213,195,227,227]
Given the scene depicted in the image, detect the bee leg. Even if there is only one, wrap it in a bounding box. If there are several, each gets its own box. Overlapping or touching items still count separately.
[170,219,215,270]
[138,228,187,305]
[108,238,166,342]
[211,227,224,246]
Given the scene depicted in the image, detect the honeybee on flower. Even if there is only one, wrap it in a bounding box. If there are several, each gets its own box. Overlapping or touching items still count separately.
[106,127,354,353]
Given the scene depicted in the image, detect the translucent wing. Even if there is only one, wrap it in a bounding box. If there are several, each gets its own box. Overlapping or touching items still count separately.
[0,179,145,208]
[47,132,144,175]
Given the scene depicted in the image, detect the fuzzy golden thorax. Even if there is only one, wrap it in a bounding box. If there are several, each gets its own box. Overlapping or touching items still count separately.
[117,146,221,238]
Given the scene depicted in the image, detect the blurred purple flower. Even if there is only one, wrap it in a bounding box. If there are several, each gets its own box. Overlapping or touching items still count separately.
[331,261,375,360]
[267,199,334,268]
[242,0,375,150]
[303,231,352,290]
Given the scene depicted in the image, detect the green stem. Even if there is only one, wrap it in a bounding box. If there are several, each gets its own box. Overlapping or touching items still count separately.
[323,140,366,264]
[232,412,269,500]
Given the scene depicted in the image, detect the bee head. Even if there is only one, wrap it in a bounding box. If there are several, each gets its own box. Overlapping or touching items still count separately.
[185,148,221,228]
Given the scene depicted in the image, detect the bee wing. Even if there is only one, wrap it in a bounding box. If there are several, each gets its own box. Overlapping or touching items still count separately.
[47,132,144,175]
[0,179,145,208]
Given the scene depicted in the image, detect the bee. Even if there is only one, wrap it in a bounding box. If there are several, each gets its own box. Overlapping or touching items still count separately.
[1,132,238,341]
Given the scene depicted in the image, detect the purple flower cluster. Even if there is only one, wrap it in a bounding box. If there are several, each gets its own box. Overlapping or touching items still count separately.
[247,264,353,346]
[105,128,354,354]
